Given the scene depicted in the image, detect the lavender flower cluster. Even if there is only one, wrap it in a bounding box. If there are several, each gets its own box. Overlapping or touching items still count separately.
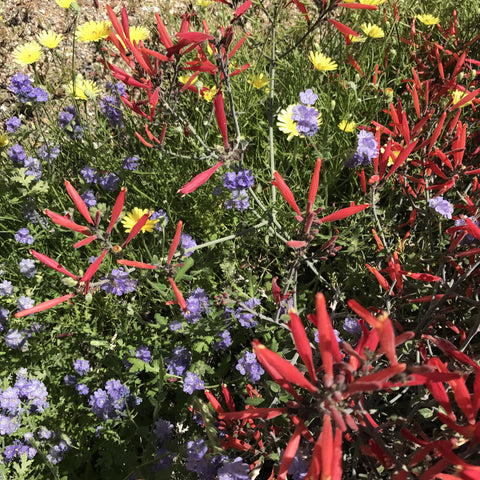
[88,379,141,420]
[232,297,261,328]
[99,82,126,128]
[101,268,137,296]
[152,418,174,473]
[429,195,454,219]
[344,130,378,168]
[81,165,120,192]
[186,438,250,480]
[292,88,320,137]
[7,143,42,180]
[236,351,264,383]
[222,169,254,211]
[58,105,84,139]
[182,288,210,324]
[8,73,48,103]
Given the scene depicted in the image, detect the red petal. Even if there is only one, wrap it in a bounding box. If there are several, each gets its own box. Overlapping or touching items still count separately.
[273,171,302,216]
[15,293,75,318]
[73,236,98,249]
[107,187,127,234]
[308,158,321,208]
[176,31,215,43]
[219,407,288,421]
[117,259,157,269]
[287,240,307,249]
[366,264,391,292]
[80,250,107,283]
[318,203,369,224]
[167,220,183,264]
[253,340,318,394]
[213,91,229,150]
[135,131,153,147]
[121,212,151,248]
[328,18,359,44]
[155,12,173,49]
[288,310,317,382]
[178,161,224,195]
[169,277,187,312]
[44,210,91,236]
[339,2,377,9]
[231,0,251,22]
[64,180,94,225]
[30,250,79,280]
[277,423,303,480]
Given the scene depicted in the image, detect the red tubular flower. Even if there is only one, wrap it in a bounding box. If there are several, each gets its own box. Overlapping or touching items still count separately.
[44,209,92,236]
[213,91,230,150]
[328,18,359,45]
[30,250,79,280]
[107,187,127,234]
[121,212,151,248]
[307,158,321,213]
[64,180,94,225]
[178,161,225,195]
[117,259,157,269]
[80,249,107,283]
[339,2,377,9]
[316,203,370,224]
[167,221,183,264]
[288,309,317,382]
[168,277,187,312]
[272,171,302,216]
[14,293,75,318]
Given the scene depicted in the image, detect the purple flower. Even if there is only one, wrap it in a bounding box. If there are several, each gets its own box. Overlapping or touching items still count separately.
[89,379,137,420]
[214,330,232,351]
[0,415,20,435]
[343,317,362,336]
[24,156,42,180]
[153,418,174,444]
[152,446,173,472]
[6,116,22,132]
[37,143,60,162]
[64,375,77,386]
[5,329,28,351]
[235,297,261,328]
[429,196,454,219]
[0,387,21,415]
[236,351,264,382]
[122,155,138,170]
[31,87,48,102]
[76,384,89,395]
[98,172,120,192]
[169,320,182,331]
[0,280,13,296]
[17,295,34,312]
[15,228,34,244]
[236,170,254,189]
[18,378,48,413]
[3,440,36,463]
[106,81,126,97]
[38,427,52,440]
[135,345,151,363]
[58,106,83,139]
[80,189,97,208]
[292,104,319,137]
[101,268,137,296]
[182,288,210,324]
[345,130,378,168]
[100,95,123,128]
[19,258,36,278]
[180,232,197,257]
[47,439,70,465]
[217,457,250,480]
[8,143,27,164]
[165,346,191,376]
[73,359,90,376]
[223,171,238,190]
[81,165,97,184]
[151,209,168,231]
[299,88,318,105]
[231,189,250,211]
[9,73,34,103]
[455,217,480,244]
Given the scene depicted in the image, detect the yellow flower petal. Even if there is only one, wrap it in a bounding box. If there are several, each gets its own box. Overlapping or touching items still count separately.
[121,208,158,233]
[12,42,42,65]
[417,14,440,26]
[55,0,74,8]
[249,73,269,89]
[202,85,217,102]
[76,20,111,42]
[37,30,63,49]
[360,0,386,5]
[308,51,337,71]
[65,75,102,100]
[338,120,356,133]
[360,23,384,38]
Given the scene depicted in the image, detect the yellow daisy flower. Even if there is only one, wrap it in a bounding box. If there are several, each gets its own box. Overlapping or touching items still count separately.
[197,0,213,6]
[121,208,158,233]
[308,51,337,71]
[12,41,42,65]
[277,105,299,141]
[76,20,111,42]
[349,34,366,43]
[65,75,102,100]
[249,73,269,89]
[55,0,74,8]
[37,30,63,49]
[0,133,8,148]
[118,25,150,47]
[338,120,356,132]
[417,14,440,26]
[360,0,386,5]
[360,23,385,38]
[452,89,471,108]
[179,73,198,85]
[202,85,217,102]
